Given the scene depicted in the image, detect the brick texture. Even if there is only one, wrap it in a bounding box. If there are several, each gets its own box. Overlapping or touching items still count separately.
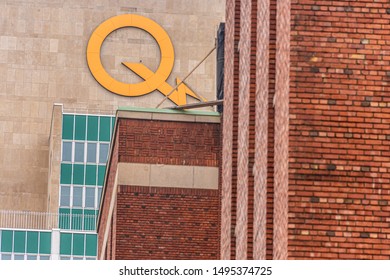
[98,117,221,259]
[290,0,390,259]
[116,186,220,259]
[118,119,220,167]
[221,0,277,260]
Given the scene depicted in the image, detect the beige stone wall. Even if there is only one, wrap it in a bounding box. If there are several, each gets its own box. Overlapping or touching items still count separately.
[0,0,225,211]
[46,104,62,213]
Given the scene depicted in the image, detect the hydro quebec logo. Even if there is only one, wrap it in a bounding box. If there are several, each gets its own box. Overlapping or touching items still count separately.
[87,14,204,105]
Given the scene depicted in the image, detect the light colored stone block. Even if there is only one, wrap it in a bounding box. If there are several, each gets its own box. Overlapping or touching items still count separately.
[150,164,193,188]
[195,115,220,123]
[152,112,196,122]
[117,110,152,120]
[116,163,219,190]
[117,162,151,186]
[194,166,219,189]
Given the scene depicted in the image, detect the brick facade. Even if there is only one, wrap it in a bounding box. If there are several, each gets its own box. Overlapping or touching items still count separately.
[116,186,219,259]
[98,112,221,260]
[118,119,220,167]
[222,0,390,260]
[290,0,390,259]
[221,0,278,259]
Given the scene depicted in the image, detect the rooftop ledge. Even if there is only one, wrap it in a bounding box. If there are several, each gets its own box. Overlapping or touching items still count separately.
[116,106,221,123]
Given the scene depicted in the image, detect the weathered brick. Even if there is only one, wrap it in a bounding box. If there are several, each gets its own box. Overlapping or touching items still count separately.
[98,117,221,260]
[290,0,390,260]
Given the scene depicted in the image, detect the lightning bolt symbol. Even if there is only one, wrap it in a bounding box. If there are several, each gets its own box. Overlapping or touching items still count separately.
[122,62,206,106]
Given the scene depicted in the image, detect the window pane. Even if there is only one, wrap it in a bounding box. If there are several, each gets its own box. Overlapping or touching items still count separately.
[71,209,83,230]
[85,187,95,208]
[87,116,98,141]
[62,142,72,162]
[97,166,106,186]
[73,256,84,260]
[14,254,24,260]
[85,165,97,186]
[27,255,37,260]
[39,255,50,260]
[39,232,51,255]
[74,142,84,163]
[83,210,96,231]
[62,115,74,140]
[111,117,115,135]
[60,256,70,260]
[14,231,26,253]
[73,234,85,256]
[75,115,86,140]
[59,207,70,230]
[87,143,97,163]
[73,187,83,207]
[1,230,13,253]
[60,186,71,207]
[60,163,72,185]
[85,234,97,256]
[1,254,11,260]
[99,117,111,141]
[60,233,72,255]
[99,143,109,164]
[97,187,102,206]
[73,164,85,185]
[27,231,39,254]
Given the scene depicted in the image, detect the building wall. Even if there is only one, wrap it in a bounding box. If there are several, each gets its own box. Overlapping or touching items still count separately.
[98,110,221,259]
[0,0,225,211]
[221,0,278,259]
[289,1,390,259]
[116,186,219,260]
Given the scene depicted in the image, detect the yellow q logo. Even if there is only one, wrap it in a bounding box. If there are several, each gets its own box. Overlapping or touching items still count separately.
[87,14,203,106]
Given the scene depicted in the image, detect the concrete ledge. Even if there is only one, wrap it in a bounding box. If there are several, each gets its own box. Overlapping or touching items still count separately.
[151,112,196,122]
[117,108,220,123]
[195,115,221,123]
[117,111,152,120]
[116,162,219,189]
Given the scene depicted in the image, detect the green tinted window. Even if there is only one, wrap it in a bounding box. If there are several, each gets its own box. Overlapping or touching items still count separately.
[111,117,115,136]
[60,233,72,255]
[83,210,97,231]
[99,117,111,141]
[1,230,13,253]
[85,234,97,256]
[13,231,26,253]
[39,232,51,254]
[85,165,97,186]
[60,163,72,184]
[59,208,71,229]
[71,209,83,230]
[73,164,85,185]
[87,116,99,141]
[75,115,87,141]
[27,231,39,254]
[62,115,74,140]
[97,165,106,186]
[73,234,85,256]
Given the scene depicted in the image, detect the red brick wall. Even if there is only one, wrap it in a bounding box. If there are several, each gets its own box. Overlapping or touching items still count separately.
[225,0,277,259]
[290,0,390,259]
[98,117,221,259]
[116,186,220,259]
[118,118,220,167]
